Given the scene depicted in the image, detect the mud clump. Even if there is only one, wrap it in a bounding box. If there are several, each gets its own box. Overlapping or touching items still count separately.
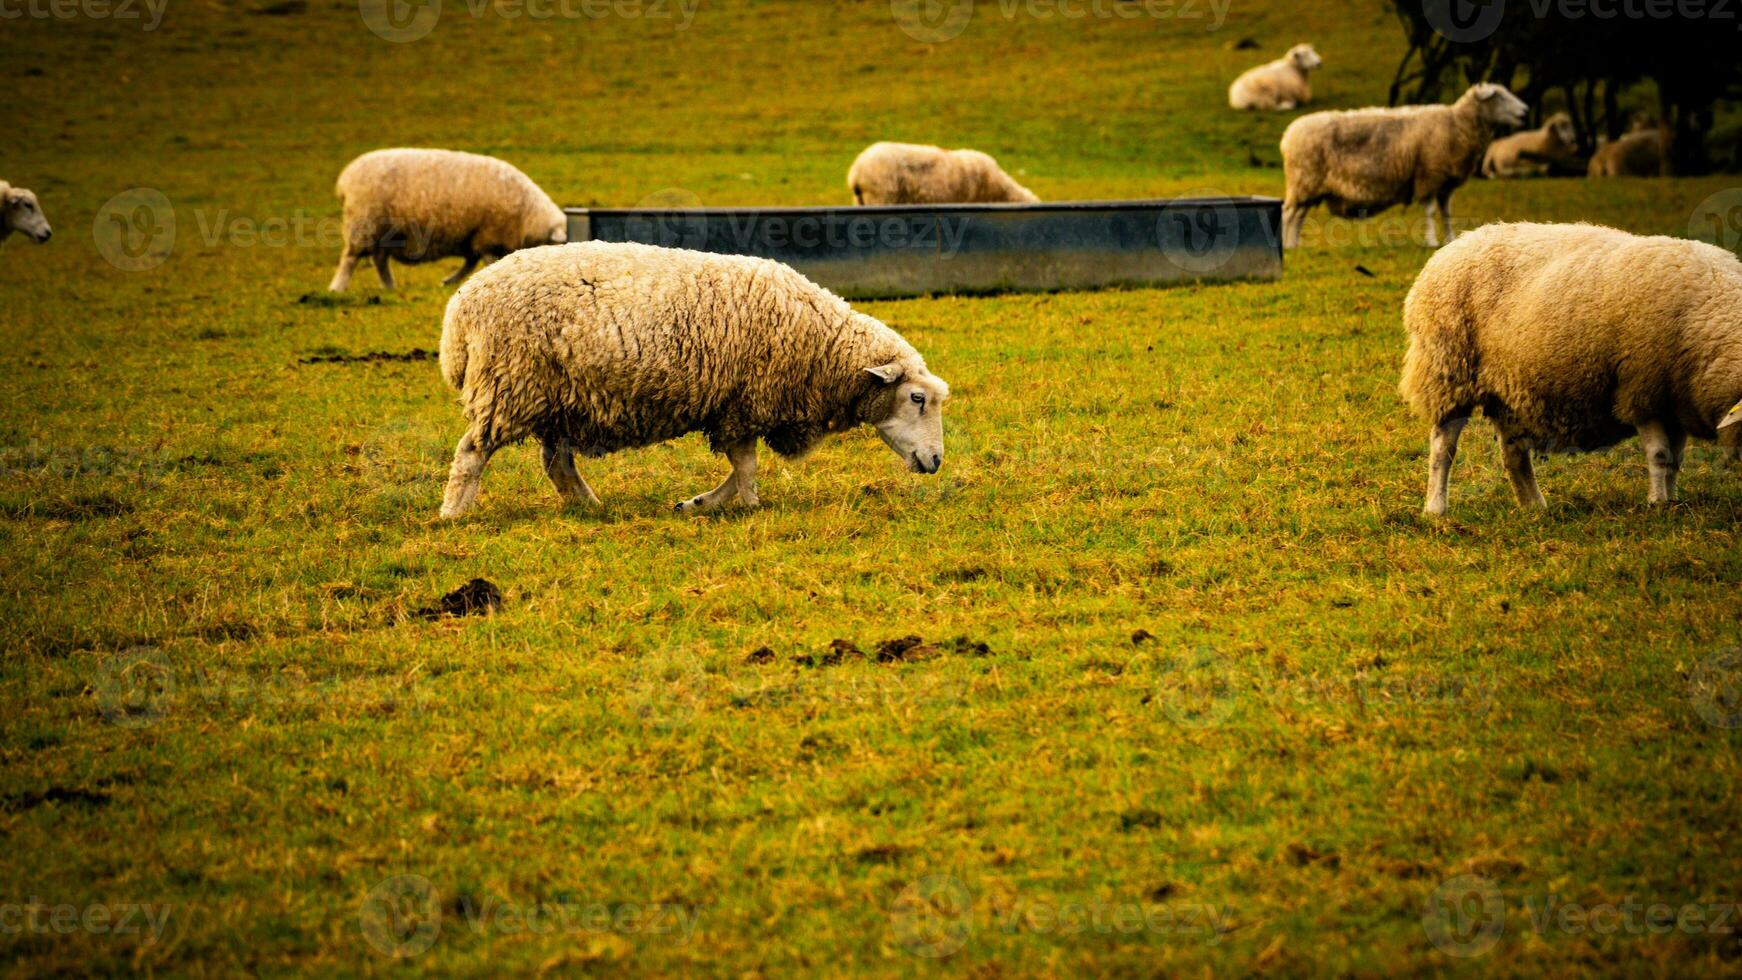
[419,578,503,619]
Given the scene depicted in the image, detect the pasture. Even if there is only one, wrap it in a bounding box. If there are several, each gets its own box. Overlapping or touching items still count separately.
[3,0,1742,974]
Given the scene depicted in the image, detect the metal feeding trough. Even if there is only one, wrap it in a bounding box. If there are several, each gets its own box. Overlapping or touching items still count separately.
[564,197,1283,299]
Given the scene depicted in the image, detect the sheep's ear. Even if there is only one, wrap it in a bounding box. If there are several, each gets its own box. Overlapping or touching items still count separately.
[1720,400,1742,430]
[865,363,904,385]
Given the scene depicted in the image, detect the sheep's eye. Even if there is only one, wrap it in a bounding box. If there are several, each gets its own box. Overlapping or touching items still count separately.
[910,392,925,405]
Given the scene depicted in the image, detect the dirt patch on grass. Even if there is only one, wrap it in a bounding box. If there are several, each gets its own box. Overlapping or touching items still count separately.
[1,786,113,812]
[417,578,503,619]
[299,348,437,365]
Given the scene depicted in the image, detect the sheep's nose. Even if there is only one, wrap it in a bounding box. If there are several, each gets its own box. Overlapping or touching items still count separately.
[39,229,51,242]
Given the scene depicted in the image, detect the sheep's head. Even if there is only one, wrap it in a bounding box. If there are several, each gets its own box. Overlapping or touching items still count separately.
[1468,83,1528,130]
[864,361,949,475]
[1545,112,1576,148]
[530,211,568,248]
[1,184,51,244]
[1288,44,1322,73]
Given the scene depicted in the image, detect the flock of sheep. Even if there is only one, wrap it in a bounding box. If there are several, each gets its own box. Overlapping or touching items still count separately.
[6,42,1741,516]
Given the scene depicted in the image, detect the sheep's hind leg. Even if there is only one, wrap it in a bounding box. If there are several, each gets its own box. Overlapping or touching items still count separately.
[1423,200,1442,248]
[373,252,397,290]
[1424,414,1469,516]
[443,256,480,286]
[1639,420,1686,504]
[1436,190,1457,244]
[540,436,601,508]
[674,442,759,514]
[1281,199,1309,249]
[439,427,496,519]
[1495,424,1547,509]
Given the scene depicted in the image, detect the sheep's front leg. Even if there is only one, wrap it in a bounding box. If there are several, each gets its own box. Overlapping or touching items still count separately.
[443,256,480,286]
[1639,420,1686,504]
[1281,199,1309,249]
[1423,199,1442,248]
[540,437,602,508]
[1424,415,1468,516]
[373,252,397,290]
[674,442,758,514]
[328,249,362,293]
[439,427,496,519]
[1436,191,1457,244]
[1496,426,1547,509]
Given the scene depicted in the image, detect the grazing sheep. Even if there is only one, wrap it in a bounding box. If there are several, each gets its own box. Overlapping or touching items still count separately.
[847,142,1038,205]
[1481,112,1578,178]
[1587,128,1664,177]
[1400,222,1742,515]
[1228,43,1322,112]
[0,182,51,244]
[1281,83,1528,249]
[328,148,567,292]
[436,242,950,518]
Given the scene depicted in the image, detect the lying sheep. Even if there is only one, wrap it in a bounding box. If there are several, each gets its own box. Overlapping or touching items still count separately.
[328,148,567,292]
[1281,83,1528,248]
[1400,222,1742,515]
[1587,128,1664,177]
[1228,43,1322,111]
[0,182,51,244]
[436,241,950,518]
[848,142,1038,205]
[1481,112,1578,178]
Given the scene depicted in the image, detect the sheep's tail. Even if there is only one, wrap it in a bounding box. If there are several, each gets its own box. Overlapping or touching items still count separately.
[439,291,470,392]
[1398,278,1479,422]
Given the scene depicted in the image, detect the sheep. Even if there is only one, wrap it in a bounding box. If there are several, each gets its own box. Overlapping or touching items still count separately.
[1228,43,1322,112]
[436,241,951,518]
[1587,128,1664,177]
[1400,222,1742,515]
[1281,83,1528,249]
[1480,112,1578,178]
[0,182,51,244]
[847,142,1038,206]
[327,148,567,293]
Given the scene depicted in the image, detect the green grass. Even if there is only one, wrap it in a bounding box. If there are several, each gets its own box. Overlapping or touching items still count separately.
[5,0,1742,975]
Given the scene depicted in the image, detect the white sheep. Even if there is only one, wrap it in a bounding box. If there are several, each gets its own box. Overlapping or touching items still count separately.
[847,142,1038,205]
[1228,43,1322,112]
[0,182,51,244]
[436,241,951,518]
[327,148,567,292]
[1481,112,1578,178]
[1587,128,1664,178]
[1400,222,1742,515]
[1281,83,1528,249]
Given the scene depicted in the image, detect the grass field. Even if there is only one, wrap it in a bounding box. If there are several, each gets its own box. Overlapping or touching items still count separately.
[5,0,1742,974]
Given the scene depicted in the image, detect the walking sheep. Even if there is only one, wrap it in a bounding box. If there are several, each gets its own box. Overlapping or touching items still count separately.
[0,182,51,244]
[1587,128,1665,178]
[848,142,1039,206]
[1400,222,1742,515]
[1481,112,1578,178]
[328,148,567,293]
[436,242,950,518]
[1228,43,1322,112]
[1281,83,1528,249]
